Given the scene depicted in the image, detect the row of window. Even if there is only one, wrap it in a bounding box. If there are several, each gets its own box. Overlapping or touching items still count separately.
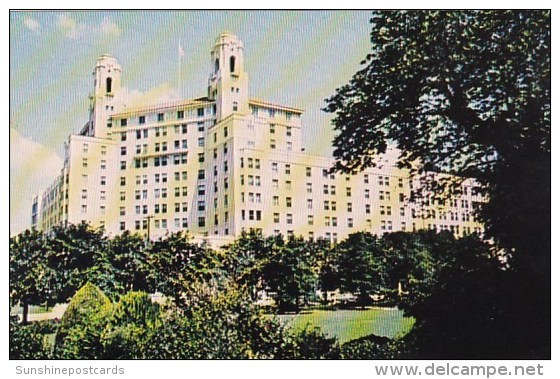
[117,108,206,128]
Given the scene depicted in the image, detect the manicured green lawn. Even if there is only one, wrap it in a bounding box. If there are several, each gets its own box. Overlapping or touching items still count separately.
[275,308,414,344]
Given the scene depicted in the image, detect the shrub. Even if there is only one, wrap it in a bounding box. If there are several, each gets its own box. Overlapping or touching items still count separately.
[101,291,161,359]
[54,283,112,359]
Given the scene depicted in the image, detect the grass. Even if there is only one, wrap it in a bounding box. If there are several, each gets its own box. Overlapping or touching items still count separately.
[275,307,414,344]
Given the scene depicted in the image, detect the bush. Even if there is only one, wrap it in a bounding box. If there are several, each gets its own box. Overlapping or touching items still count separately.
[54,283,112,359]
[101,291,161,359]
[9,317,51,359]
[338,334,406,359]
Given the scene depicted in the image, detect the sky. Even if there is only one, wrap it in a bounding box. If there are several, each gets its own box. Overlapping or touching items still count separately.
[9,10,373,235]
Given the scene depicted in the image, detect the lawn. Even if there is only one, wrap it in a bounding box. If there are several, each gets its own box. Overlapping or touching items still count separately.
[275,307,414,344]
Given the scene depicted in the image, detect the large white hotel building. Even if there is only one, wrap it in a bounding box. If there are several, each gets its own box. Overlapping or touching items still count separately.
[32,32,483,245]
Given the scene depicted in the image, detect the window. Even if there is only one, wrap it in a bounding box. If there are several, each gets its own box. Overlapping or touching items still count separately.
[121,132,127,141]
[325,217,331,227]
[286,197,292,207]
[101,176,107,186]
[270,139,276,149]
[307,199,313,209]
[366,204,371,214]
[273,196,279,206]
[120,161,126,170]
[101,160,106,169]
[330,185,336,195]
[120,118,127,127]
[308,215,314,226]
[285,164,291,175]
[324,201,329,211]
[198,201,205,211]
[198,217,205,227]
[346,187,352,197]
[197,107,204,117]
[121,146,127,156]
[81,189,87,199]
[306,183,312,194]
[287,214,293,224]
[274,213,280,223]
[224,126,228,137]
[198,137,205,147]
[286,126,292,137]
[380,206,385,215]
[82,158,88,168]
[233,102,238,112]
[365,189,370,199]
[331,201,337,211]
[120,221,126,231]
[272,162,278,172]
[287,141,292,151]
[364,174,369,184]
[177,110,184,119]
[270,124,275,134]
[332,217,338,227]
[347,202,353,212]
[400,207,405,217]
[157,113,164,122]
[306,167,312,177]
[348,218,354,228]
[272,179,278,188]
[323,185,329,194]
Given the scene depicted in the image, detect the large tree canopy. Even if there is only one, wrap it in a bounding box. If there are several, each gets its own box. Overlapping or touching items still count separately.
[325,11,550,358]
[324,10,550,257]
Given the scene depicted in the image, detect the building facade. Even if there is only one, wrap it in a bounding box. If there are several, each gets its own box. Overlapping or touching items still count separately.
[35,31,483,245]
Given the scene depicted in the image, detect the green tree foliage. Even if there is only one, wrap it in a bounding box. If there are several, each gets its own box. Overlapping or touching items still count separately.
[334,232,384,305]
[54,283,112,359]
[324,10,550,358]
[144,283,283,359]
[9,229,54,323]
[104,231,153,295]
[146,232,218,306]
[9,317,52,359]
[46,222,107,303]
[222,229,275,300]
[338,334,407,359]
[101,291,161,359]
[264,237,317,313]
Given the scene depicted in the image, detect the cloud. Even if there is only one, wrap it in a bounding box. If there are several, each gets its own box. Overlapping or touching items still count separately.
[24,17,41,33]
[10,128,63,235]
[57,13,86,39]
[113,84,182,110]
[100,17,121,37]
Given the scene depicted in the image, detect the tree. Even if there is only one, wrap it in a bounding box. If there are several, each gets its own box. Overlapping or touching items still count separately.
[9,229,54,324]
[222,229,275,300]
[46,222,107,304]
[146,232,218,306]
[104,231,153,295]
[324,10,550,358]
[324,10,549,254]
[263,237,317,313]
[334,232,384,305]
[378,231,439,301]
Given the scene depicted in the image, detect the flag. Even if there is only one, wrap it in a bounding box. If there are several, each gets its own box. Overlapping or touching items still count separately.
[178,43,185,58]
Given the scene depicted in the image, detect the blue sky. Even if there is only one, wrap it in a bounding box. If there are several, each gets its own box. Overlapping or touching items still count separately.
[9,11,373,234]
